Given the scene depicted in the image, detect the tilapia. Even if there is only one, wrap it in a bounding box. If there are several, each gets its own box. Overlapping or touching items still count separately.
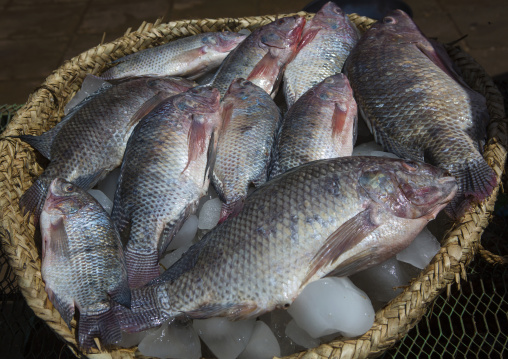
[210,16,305,98]
[284,2,360,107]
[270,73,357,179]
[111,86,221,288]
[18,76,196,223]
[118,156,457,332]
[345,10,496,218]
[101,32,247,80]
[40,178,130,350]
[212,78,281,221]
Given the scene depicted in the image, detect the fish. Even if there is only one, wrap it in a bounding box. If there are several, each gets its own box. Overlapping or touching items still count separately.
[17,76,196,223]
[110,86,221,288]
[101,32,247,81]
[344,10,496,219]
[283,1,360,108]
[211,78,281,221]
[40,178,130,351]
[270,73,357,179]
[210,15,305,98]
[117,156,457,332]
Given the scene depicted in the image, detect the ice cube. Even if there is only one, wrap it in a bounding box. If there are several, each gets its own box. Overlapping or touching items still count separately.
[95,167,121,202]
[396,227,441,269]
[159,243,192,271]
[238,321,281,359]
[284,320,320,349]
[138,319,201,359]
[350,256,414,305]
[64,75,112,114]
[168,215,199,250]
[193,317,256,359]
[259,310,301,357]
[287,277,375,338]
[352,141,383,156]
[87,189,113,214]
[116,331,145,348]
[198,198,222,230]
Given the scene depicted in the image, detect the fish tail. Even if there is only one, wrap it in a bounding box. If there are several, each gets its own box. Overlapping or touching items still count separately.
[116,286,168,333]
[19,178,49,224]
[78,308,121,351]
[125,249,160,288]
[445,156,497,219]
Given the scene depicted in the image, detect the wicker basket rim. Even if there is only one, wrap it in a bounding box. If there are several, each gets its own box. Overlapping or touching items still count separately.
[0,11,507,359]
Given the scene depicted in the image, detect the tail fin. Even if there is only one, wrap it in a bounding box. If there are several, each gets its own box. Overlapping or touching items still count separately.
[78,308,122,351]
[19,178,49,224]
[124,249,160,288]
[446,156,497,219]
[115,286,168,333]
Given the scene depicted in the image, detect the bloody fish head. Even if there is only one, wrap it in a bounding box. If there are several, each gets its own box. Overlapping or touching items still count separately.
[174,86,221,114]
[210,31,248,52]
[43,178,89,216]
[359,159,457,220]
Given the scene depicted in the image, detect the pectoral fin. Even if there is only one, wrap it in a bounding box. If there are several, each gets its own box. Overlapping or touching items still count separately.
[127,91,172,128]
[302,208,379,285]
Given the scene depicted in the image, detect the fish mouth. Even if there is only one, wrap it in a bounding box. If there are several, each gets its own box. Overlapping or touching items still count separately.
[420,176,458,220]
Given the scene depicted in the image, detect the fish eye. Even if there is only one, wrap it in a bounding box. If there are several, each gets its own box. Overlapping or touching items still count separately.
[64,184,74,192]
[277,19,285,25]
[402,161,418,171]
[383,16,396,24]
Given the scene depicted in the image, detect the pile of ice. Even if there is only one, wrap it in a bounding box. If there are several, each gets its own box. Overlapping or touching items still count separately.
[92,140,443,358]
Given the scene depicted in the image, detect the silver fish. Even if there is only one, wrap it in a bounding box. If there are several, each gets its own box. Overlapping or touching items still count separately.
[40,178,130,351]
[101,32,247,80]
[212,78,281,221]
[344,10,496,218]
[118,156,457,332]
[18,76,196,223]
[270,73,357,179]
[111,86,221,288]
[210,16,305,98]
[283,2,360,108]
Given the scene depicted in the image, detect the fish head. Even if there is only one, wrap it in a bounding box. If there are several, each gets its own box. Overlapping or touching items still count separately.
[368,10,423,43]
[174,86,221,115]
[312,2,354,32]
[146,76,197,95]
[314,73,352,101]
[359,159,457,220]
[203,31,248,53]
[43,178,89,216]
[260,16,306,50]
[224,78,259,99]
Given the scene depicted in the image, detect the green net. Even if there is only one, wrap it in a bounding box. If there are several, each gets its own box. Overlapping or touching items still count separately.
[0,104,24,133]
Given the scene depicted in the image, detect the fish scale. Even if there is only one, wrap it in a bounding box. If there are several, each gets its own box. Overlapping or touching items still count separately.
[111,86,221,289]
[283,2,360,108]
[118,156,457,333]
[345,10,496,219]
[40,178,130,351]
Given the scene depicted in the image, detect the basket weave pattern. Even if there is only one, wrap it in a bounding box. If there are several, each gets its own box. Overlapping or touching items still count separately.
[0,13,506,359]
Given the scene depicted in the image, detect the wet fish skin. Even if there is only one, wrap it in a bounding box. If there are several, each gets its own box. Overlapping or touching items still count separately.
[212,78,281,221]
[210,16,305,98]
[101,32,247,80]
[270,73,357,179]
[40,178,130,351]
[111,86,221,288]
[118,156,457,332]
[284,1,360,107]
[345,10,496,219]
[18,76,196,223]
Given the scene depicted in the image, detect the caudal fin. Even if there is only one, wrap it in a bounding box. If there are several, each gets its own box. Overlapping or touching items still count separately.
[115,286,168,333]
[446,157,497,219]
[78,308,122,351]
[19,178,49,224]
[125,249,160,288]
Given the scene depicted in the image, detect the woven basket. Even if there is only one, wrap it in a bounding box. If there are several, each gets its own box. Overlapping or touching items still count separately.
[0,12,506,359]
